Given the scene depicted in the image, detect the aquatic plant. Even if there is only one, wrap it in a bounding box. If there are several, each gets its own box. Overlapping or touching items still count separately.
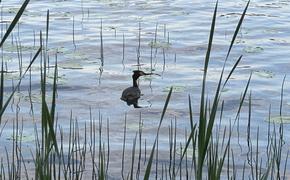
[0,0,289,179]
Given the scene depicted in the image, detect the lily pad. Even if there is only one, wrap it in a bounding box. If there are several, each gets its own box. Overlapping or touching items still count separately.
[64,51,89,61]
[1,71,19,80]
[12,91,52,104]
[253,70,274,78]
[268,116,290,124]
[163,85,186,93]
[244,46,264,53]
[3,43,36,52]
[176,146,196,158]
[2,55,13,63]
[59,61,83,70]
[149,41,171,49]
[143,76,155,81]
[126,122,143,131]
[49,47,69,54]
[47,73,67,85]
[23,93,42,103]
[221,88,230,93]
[7,134,35,142]
[143,67,156,72]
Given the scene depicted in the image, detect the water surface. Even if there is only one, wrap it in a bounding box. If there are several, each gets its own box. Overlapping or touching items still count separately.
[1,0,290,178]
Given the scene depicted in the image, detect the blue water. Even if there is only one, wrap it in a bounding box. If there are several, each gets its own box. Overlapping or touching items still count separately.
[0,0,290,178]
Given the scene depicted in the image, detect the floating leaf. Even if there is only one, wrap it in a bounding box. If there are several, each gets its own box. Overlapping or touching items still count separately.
[47,73,67,85]
[6,133,35,142]
[163,85,186,93]
[176,146,196,158]
[244,46,264,53]
[143,76,156,81]
[23,93,42,103]
[143,67,156,72]
[268,115,290,124]
[221,88,230,92]
[3,43,36,52]
[149,41,171,49]
[59,61,83,70]
[126,122,143,131]
[253,70,274,78]
[64,51,89,61]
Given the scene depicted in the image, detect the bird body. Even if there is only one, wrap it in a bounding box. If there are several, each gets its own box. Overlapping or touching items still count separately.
[121,86,141,101]
[121,70,159,108]
[121,86,141,107]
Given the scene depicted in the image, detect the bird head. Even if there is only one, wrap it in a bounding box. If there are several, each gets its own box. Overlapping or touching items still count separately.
[132,70,160,80]
[132,70,146,79]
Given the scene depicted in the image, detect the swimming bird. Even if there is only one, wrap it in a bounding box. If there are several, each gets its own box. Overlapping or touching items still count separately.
[121,70,159,108]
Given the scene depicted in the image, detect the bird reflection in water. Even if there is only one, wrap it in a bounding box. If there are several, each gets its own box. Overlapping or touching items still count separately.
[121,70,160,108]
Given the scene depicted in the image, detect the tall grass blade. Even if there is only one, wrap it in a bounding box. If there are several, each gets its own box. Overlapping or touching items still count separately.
[222,0,250,90]
[121,114,127,180]
[223,55,243,87]
[129,133,137,180]
[0,61,4,122]
[225,0,250,61]
[0,46,41,117]
[50,54,58,124]
[143,140,156,180]
[279,75,286,116]
[100,19,104,66]
[0,0,30,48]
[216,131,231,179]
[177,125,196,170]
[197,2,218,179]
[144,87,173,180]
[235,73,252,120]
[41,60,59,156]
[46,10,49,49]
[175,95,197,174]
[260,159,273,180]
[159,87,173,129]
[282,151,289,180]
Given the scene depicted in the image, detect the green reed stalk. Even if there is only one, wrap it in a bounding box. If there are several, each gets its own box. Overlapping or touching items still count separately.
[0,61,4,122]
[73,16,76,49]
[129,133,137,180]
[122,33,125,64]
[171,1,251,179]
[196,1,218,178]
[137,22,141,67]
[0,0,31,124]
[144,87,173,180]
[100,19,104,66]
[121,113,127,179]
[136,114,143,179]
[46,10,49,50]
[0,46,41,119]
[0,0,30,48]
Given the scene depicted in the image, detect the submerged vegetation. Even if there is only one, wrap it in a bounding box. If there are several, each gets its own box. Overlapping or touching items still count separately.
[0,0,289,179]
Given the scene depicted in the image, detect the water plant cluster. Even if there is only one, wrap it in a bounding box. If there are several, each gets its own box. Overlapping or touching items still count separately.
[0,0,289,179]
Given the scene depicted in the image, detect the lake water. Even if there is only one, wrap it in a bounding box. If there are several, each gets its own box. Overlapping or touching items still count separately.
[0,0,290,178]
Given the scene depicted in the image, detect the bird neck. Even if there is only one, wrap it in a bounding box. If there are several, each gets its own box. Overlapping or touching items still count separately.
[133,78,138,87]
